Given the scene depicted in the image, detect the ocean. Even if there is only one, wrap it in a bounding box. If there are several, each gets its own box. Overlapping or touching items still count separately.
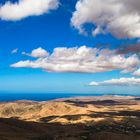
[0,93,139,102]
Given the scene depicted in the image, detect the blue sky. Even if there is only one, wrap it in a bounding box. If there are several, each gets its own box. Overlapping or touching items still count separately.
[0,0,140,95]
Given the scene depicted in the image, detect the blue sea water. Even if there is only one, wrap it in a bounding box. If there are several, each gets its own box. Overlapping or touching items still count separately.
[0,93,101,102]
[0,93,139,102]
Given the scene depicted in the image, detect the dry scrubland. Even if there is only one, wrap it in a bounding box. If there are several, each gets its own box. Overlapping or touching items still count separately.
[0,96,140,140]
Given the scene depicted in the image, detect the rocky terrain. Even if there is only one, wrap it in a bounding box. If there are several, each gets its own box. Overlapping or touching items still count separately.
[0,96,140,140]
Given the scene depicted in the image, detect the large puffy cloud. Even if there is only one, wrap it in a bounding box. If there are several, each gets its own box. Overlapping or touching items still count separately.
[0,0,59,21]
[89,77,140,86]
[11,46,140,73]
[71,0,140,38]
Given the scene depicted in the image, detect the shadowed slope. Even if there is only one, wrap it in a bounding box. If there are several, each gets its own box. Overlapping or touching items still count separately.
[0,117,140,140]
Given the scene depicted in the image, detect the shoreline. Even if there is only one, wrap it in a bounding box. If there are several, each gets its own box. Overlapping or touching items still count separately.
[0,93,139,102]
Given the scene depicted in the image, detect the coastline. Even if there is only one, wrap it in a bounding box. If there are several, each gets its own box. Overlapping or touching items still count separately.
[0,93,139,102]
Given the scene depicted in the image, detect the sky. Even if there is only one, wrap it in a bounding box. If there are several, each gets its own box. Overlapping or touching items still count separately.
[0,0,140,95]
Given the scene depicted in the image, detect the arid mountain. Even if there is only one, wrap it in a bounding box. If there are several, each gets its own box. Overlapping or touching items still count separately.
[0,96,140,140]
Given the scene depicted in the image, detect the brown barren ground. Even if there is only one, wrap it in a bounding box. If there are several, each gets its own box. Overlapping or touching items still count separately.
[0,96,140,140]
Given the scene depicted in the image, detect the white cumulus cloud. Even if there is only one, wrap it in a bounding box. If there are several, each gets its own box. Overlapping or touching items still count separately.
[71,0,140,38]
[0,0,59,21]
[11,46,140,73]
[22,47,49,58]
[133,68,140,76]
[89,77,140,86]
